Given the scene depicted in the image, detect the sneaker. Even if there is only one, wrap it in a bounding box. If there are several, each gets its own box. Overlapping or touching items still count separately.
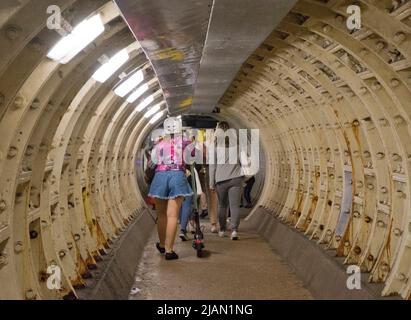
[210,225,218,233]
[231,231,239,240]
[179,230,188,241]
[218,230,225,238]
[165,251,179,260]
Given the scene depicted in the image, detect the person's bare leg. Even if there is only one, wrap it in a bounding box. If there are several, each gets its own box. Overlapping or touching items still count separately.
[155,199,168,247]
[165,197,183,253]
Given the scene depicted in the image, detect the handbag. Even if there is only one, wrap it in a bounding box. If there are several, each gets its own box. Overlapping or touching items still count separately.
[144,159,156,184]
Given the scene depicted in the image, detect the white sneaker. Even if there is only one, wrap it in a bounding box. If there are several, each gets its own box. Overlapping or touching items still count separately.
[218,231,225,238]
[231,231,239,240]
[211,225,218,233]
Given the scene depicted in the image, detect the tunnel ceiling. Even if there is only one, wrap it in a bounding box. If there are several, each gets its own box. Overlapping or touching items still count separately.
[0,0,411,300]
[115,0,298,114]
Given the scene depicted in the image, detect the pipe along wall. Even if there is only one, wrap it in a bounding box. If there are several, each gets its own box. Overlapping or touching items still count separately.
[1,0,411,299]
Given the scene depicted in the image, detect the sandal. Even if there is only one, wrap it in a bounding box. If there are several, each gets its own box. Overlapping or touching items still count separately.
[156,242,165,254]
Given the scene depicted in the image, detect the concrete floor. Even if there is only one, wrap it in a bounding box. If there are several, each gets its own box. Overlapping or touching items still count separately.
[129,213,313,300]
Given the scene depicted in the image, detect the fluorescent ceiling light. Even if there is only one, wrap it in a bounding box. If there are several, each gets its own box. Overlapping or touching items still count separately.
[144,103,162,118]
[149,111,165,124]
[92,49,129,83]
[127,83,149,103]
[47,14,105,64]
[136,95,154,112]
[114,70,144,97]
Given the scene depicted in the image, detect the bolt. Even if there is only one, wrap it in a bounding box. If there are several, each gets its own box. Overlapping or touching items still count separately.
[25,289,36,300]
[0,200,7,212]
[393,32,406,43]
[5,25,21,40]
[0,252,8,266]
[30,99,40,110]
[393,228,402,236]
[14,241,23,253]
[377,220,386,228]
[7,146,18,158]
[13,95,24,109]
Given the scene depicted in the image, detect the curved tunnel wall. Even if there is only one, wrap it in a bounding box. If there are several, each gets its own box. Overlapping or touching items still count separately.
[0,0,411,300]
[221,0,411,299]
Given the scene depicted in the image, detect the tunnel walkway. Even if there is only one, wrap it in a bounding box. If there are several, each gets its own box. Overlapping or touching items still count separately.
[129,215,312,300]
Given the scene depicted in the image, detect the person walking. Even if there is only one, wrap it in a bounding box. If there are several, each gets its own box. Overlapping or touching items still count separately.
[148,117,193,260]
[243,176,256,208]
[209,121,245,240]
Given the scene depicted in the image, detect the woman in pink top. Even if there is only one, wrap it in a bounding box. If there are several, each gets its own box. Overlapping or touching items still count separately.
[148,117,193,260]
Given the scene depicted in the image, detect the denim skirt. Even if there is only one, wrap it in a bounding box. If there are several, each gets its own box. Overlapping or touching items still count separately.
[148,170,193,200]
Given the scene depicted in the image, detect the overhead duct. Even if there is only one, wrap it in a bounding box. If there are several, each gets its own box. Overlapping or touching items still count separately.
[114,0,213,114]
[191,0,299,113]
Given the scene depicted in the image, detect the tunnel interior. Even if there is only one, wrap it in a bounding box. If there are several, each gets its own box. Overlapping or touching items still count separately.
[1,0,411,300]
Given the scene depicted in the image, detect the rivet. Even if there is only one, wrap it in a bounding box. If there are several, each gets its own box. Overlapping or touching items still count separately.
[390,78,400,88]
[67,242,73,250]
[353,211,361,218]
[377,220,386,228]
[29,38,43,52]
[25,145,34,157]
[7,146,18,159]
[376,152,385,159]
[375,40,386,51]
[359,87,367,95]
[365,216,372,223]
[396,273,407,282]
[367,254,374,261]
[0,200,7,212]
[13,95,25,109]
[393,228,402,236]
[59,250,66,258]
[14,241,24,253]
[392,153,401,161]
[335,15,344,23]
[363,151,371,158]
[380,186,388,193]
[30,99,40,110]
[378,118,388,126]
[352,119,360,126]
[367,183,374,190]
[381,263,390,272]
[393,32,406,43]
[335,235,342,241]
[5,25,21,40]
[394,115,405,125]
[0,252,8,266]
[323,25,331,33]
[354,246,361,254]
[25,289,36,300]
[396,190,406,199]
[344,240,350,247]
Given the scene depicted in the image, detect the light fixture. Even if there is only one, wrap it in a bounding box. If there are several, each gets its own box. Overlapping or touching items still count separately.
[136,95,154,112]
[144,103,162,118]
[92,49,129,83]
[149,111,166,124]
[127,83,149,103]
[47,14,105,64]
[114,70,144,97]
